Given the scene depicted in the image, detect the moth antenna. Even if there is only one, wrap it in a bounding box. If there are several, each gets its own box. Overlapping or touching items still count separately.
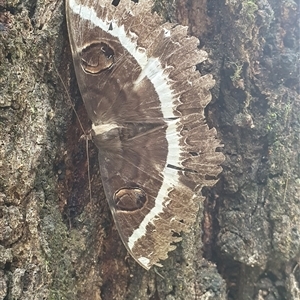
[54,63,86,134]
[53,63,93,203]
[85,132,93,202]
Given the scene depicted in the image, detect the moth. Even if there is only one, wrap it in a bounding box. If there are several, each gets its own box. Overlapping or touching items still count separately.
[66,0,224,270]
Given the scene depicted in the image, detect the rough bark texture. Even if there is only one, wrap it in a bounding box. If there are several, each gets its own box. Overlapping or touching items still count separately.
[0,0,299,299]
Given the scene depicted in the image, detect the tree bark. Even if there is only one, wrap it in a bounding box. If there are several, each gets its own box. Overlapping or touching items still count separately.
[0,0,299,299]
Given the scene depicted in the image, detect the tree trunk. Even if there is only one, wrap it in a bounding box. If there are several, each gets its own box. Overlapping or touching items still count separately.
[0,0,298,299]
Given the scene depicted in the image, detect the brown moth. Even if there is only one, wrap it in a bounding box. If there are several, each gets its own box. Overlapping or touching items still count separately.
[66,0,224,270]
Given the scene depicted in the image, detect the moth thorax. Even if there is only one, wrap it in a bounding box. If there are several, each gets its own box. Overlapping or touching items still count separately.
[80,42,114,74]
[91,123,121,150]
[113,187,147,212]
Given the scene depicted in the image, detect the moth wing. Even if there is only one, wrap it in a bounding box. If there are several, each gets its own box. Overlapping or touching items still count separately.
[66,0,224,269]
[94,121,197,270]
[66,0,210,124]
